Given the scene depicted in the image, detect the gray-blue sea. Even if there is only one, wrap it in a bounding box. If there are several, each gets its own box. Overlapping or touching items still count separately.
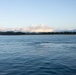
[0,35,76,75]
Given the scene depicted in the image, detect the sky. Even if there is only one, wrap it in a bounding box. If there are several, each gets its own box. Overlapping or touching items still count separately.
[0,0,76,30]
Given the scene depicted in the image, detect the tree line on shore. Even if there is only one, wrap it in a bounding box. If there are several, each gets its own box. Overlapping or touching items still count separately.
[0,31,76,35]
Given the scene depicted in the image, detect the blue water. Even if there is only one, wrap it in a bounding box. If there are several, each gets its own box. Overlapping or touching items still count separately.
[0,35,76,75]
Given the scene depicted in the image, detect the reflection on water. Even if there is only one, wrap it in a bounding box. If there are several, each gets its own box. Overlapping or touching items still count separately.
[0,35,76,75]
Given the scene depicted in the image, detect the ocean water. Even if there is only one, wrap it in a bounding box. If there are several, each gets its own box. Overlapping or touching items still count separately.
[0,35,76,75]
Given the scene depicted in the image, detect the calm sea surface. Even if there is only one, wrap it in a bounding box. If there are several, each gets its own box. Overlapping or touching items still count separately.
[0,35,76,75]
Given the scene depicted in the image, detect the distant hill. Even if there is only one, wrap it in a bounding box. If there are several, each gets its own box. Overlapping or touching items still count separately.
[0,31,76,35]
[55,29,76,32]
[71,29,76,32]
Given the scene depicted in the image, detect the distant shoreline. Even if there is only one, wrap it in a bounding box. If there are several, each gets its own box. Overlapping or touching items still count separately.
[0,31,76,35]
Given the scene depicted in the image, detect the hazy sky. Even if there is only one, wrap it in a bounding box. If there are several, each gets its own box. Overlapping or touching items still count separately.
[0,0,76,29]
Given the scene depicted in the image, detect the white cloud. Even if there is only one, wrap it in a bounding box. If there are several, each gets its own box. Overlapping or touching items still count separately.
[0,24,54,32]
[21,24,54,32]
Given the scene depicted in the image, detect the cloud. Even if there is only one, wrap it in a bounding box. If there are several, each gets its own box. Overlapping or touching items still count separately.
[0,24,54,32]
[20,24,54,32]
